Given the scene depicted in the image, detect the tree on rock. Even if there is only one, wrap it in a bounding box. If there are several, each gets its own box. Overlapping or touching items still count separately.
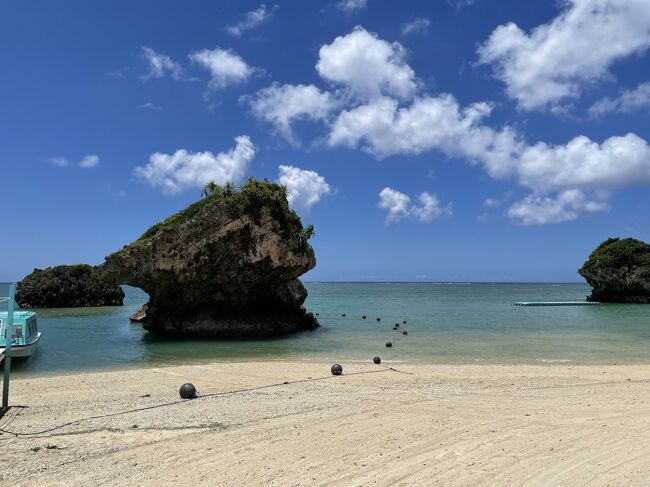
[579,238,650,303]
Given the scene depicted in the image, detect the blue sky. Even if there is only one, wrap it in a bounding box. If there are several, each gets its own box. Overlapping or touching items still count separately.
[1,0,650,282]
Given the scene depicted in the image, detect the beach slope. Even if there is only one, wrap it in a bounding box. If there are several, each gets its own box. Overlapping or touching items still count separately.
[2,362,650,485]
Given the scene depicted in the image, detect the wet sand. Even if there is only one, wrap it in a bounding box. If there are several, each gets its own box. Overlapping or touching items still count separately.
[2,361,650,486]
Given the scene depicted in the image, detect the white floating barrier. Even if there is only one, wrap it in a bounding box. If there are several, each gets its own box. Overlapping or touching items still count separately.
[514,301,601,306]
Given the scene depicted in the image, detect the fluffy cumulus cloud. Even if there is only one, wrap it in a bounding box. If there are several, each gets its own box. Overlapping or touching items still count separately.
[515,134,650,193]
[316,27,417,102]
[589,82,650,116]
[328,92,650,224]
[402,18,431,36]
[277,165,331,212]
[477,0,650,110]
[506,190,609,225]
[337,0,367,13]
[246,26,650,225]
[243,83,336,145]
[225,4,277,37]
[190,47,253,89]
[328,95,519,172]
[135,136,255,195]
[379,187,452,225]
[140,47,183,81]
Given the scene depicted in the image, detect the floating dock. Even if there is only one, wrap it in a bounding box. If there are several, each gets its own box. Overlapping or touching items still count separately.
[515,301,600,307]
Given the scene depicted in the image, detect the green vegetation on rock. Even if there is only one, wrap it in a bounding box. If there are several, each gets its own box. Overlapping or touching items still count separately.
[139,178,313,245]
[579,237,650,303]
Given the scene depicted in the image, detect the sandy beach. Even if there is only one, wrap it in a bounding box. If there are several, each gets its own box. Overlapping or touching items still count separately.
[1,361,650,486]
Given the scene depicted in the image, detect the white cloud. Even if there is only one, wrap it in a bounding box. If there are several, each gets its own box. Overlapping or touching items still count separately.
[226,4,277,37]
[134,136,255,195]
[589,82,650,116]
[137,102,162,110]
[446,0,479,8]
[49,155,100,169]
[329,93,650,224]
[477,0,650,110]
[379,187,451,225]
[277,165,331,212]
[515,133,650,193]
[49,157,69,167]
[483,191,513,208]
[243,83,336,144]
[79,155,100,169]
[402,18,431,36]
[337,0,367,13]
[140,46,183,82]
[189,47,253,90]
[242,26,650,225]
[328,94,521,180]
[316,27,417,102]
[412,192,452,221]
[507,190,609,225]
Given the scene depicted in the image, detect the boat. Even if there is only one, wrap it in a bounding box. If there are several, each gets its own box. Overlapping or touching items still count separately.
[0,310,42,359]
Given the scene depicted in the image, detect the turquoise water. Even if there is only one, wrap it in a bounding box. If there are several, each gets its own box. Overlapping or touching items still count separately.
[2,282,650,376]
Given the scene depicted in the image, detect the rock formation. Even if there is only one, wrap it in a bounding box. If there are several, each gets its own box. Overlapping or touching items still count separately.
[16,265,124,308]
[578,237,650,303]
[99,179,318,336]
[129,304,148,322]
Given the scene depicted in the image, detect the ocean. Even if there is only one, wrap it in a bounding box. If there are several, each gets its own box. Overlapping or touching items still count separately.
[2,282,650,376]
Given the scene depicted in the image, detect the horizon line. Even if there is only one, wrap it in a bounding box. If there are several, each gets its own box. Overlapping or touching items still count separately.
[1,280,588,285]
[301,280,587,284]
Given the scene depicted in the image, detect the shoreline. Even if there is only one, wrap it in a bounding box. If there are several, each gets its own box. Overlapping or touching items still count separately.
[11,353,650,380]
[2,361,650,485]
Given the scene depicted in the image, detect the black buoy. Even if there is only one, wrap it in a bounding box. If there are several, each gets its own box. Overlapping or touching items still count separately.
[331,363,343,376]
[403,320,407,324]
[392,326,397,330]
[373,356,381,364]
[403,331,408,335]
[385,341,392,348]
[316,313,319,316]
[342,313,346,317]
[376,317,381,321]
[362,315,366,319]
[395,323,400,328]
[179,383,197,399]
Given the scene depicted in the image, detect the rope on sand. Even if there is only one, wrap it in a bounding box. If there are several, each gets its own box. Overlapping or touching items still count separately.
[0,366,410,438]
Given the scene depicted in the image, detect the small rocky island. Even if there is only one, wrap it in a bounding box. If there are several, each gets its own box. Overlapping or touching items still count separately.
[99,179,318,336]
[579,237,650,303]
[16,264,125,308]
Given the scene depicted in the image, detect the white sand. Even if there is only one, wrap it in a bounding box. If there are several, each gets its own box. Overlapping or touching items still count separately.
[2,361,650,486]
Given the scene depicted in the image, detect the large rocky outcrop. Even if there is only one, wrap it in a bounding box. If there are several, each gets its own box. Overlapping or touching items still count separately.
[99,180,318,336]
[578,237,650,303]
[16,265,125,308]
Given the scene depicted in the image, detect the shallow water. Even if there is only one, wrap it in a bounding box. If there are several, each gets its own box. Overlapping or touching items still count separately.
[2,282,650,377]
